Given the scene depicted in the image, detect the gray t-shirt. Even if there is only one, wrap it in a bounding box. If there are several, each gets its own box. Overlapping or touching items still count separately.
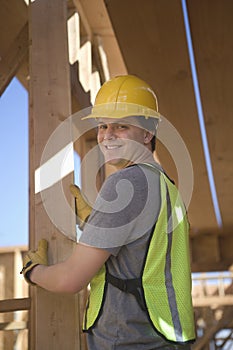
[80,163,191,350]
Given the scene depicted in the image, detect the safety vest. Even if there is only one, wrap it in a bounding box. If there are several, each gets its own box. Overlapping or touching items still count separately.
[83,163,196,344]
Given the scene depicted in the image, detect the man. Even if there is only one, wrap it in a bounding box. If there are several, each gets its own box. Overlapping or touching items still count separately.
[21,75,195,349]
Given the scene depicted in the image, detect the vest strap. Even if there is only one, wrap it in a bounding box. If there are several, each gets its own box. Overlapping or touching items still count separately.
[106,272,146,311]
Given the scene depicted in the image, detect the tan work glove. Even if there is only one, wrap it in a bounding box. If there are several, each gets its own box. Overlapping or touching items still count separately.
[20,239,48,285]
[70,184,92,230]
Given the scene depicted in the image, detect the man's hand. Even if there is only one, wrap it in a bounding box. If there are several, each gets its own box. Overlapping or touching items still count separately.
[70,184,92,230]
[20,239,48,285]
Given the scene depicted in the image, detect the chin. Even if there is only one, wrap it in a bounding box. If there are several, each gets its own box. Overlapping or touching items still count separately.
[106,158,131,169]
[106,158,122,166]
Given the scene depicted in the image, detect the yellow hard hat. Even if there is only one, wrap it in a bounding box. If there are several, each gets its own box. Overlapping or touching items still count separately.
[82,75,161,121]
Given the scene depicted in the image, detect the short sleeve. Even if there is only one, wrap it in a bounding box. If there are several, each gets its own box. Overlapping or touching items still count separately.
[79,164,161,254]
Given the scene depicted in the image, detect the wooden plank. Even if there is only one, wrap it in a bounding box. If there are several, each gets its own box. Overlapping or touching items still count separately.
[93,35,110,82]
[0,246,27,254]
[193,307,233,350]
[28,1,80,349]
[16,54,30,91]
[104,0,218,231]
[0,266,5,349]
[0,253,15,348]
[73,0,127,78]
[0,253,14,298]
[191,260,233,273]
[70,62,91,111]
[0,321,27,331]
[0,0,28,56]
[187,0,233,229]
[190,231,233,272]
[0,298,30,313]
[0,22,28,96]
[191,234,220,264]
[193,296,233,307]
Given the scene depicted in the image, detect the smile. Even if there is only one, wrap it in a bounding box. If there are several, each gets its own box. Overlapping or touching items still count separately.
[103,144,122,150]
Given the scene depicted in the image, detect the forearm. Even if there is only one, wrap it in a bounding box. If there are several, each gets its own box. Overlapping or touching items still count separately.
[22,241,110,293]
[30,262,84,294]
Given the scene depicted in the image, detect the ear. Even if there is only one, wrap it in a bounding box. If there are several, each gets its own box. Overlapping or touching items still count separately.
[144,130,154,145]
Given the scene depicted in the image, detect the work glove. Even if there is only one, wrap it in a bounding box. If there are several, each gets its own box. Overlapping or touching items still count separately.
[20,239,48,285]
[69,184,92,230]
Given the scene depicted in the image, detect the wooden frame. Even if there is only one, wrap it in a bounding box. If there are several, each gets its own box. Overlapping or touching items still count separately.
[28,1,80,349]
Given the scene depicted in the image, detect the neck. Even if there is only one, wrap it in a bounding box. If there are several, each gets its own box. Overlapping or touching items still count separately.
[112,152,156,170]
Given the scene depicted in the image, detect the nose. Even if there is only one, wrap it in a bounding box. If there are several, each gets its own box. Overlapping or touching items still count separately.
[103,125,115,140]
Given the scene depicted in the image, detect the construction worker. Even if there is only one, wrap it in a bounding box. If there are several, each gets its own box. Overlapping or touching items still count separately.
[21,75,195,349]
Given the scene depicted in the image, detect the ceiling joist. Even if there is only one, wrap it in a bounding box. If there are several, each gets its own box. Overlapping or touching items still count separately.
[0,23,28,96]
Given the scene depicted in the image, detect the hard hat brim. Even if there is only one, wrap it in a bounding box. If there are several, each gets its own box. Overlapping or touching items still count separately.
[81,102,161,121]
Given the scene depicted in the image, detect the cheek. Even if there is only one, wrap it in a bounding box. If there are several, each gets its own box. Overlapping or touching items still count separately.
[97,131,103,143]
[130,130,145,143]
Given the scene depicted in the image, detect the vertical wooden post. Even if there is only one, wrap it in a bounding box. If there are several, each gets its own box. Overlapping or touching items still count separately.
[0,265,5,349]
[29,1,80,349]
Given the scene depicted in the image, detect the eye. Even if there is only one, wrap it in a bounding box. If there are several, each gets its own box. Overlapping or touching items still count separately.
[117,124,128,129]
[98,124,107,130]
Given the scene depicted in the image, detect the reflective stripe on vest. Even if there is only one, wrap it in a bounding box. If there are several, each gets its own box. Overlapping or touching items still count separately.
[83,164,195,343]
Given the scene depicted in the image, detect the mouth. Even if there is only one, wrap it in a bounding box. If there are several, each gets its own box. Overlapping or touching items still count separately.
[102,144,123,150]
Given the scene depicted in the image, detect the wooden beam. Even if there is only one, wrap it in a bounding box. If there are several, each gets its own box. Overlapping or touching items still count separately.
[104,0,218,231]
[190,231,233,272]
[193,307,233,350]
[0,22,28,96]
[193,296,233,307]
[93,35,110,83]
[72,0,92,41]
[75,0,127,77]
[67,8,99,111]
[0,321,27,331]
[16,54,30,91]
[0,246,27,253]
[0,251,28,348]
[191,260,233,273]
[0,298,30,313]
[70,62,91,111]
[29,1,80,349]
[187,0,233,228]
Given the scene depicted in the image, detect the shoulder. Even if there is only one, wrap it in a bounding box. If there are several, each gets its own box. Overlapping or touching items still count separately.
[100,165,154,199]
[104,163,161,186]
[98,164,161,208]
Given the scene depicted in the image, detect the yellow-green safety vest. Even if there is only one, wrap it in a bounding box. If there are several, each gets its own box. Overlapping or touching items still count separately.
[83,164,196,344]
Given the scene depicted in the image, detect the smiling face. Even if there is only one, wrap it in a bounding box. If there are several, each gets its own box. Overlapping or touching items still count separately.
[97,117,154,169]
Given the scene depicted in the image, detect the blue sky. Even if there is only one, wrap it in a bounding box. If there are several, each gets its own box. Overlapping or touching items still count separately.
[0,77,29,246]
[0,77,82,247]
